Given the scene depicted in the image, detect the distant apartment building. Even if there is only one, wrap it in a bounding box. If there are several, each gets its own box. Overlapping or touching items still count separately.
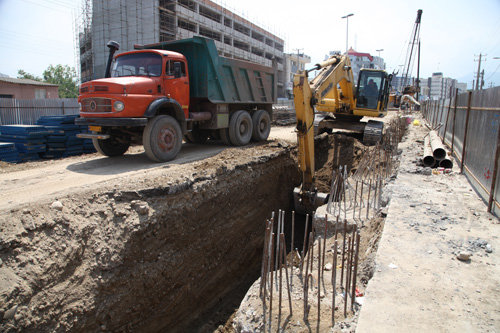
[79,0,286,96]
[325,49,385,83]
[429,72,456,100]
[415,73,467,100]
[284,52,311,98]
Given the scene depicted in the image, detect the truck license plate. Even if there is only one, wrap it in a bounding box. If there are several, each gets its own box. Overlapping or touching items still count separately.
[89,126,101,132]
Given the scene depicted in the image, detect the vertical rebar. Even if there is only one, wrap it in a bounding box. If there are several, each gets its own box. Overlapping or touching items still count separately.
[317,235,321,327]
[340,220,347,286]
[344,235,352,318]
[310,231,314,284]
[291,211,295,289]
[322,214,328,281]
[267,217,274,292]
[351,231,360,310]
[268,233,275,333]
[278,232,283,330]
[261,222,270,297]
[275,210,281,288]
[301,214,310,276]
[332,239,338,327]
[280,234,293,316]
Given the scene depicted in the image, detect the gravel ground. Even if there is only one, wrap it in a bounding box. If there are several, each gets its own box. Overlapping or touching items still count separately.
[356,113,499,332]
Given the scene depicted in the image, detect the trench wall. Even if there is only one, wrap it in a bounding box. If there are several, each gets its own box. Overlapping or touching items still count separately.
[0,150,300,332]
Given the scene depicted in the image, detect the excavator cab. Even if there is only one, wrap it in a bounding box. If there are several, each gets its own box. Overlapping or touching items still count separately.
[355,69,390,114]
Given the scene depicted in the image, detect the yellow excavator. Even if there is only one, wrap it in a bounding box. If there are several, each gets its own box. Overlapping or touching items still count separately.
[293,54,392,213]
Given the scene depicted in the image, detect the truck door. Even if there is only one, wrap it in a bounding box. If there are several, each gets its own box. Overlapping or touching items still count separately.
[165,59,190,117]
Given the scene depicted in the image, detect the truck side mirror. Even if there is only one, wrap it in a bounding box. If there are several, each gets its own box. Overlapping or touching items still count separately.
[173,62,182,78]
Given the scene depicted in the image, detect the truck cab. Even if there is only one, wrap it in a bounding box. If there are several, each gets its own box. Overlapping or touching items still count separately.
[77,37,276,162]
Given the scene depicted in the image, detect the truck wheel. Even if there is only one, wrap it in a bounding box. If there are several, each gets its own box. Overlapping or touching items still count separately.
[143,115,182,162]
[185,130,209,144]
[219,128,231,145]
[229,110,253,146]
[92,137,130,157]
[251,110,271,141]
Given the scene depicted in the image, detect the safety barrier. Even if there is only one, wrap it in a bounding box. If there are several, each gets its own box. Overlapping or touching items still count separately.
[421,86,500,217]
[0,98,79,125]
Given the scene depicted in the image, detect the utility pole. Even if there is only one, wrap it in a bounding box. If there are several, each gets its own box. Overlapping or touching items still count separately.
[480,69,485,90]
[475,53,486,90]
[341,14,354,54]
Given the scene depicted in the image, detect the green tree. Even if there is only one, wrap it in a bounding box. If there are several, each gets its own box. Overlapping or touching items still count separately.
[17,65,79,98]
[17,69,42,81]
[43,65,78,98]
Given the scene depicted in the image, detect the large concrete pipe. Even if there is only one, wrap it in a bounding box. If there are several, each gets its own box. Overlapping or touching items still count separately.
[439,157,453,169]
[423,136,435,167]
[429,131,446,160]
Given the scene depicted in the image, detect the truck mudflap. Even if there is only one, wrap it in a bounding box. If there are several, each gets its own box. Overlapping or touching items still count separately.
[75,117,148,127]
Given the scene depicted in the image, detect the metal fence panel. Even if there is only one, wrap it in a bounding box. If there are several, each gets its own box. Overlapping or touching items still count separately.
[422,86,500,217]
[0,98,79,125]
[465,108,498,191]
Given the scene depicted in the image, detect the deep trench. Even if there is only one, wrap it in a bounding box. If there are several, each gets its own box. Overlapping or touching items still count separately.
[0,132,380,333]
[130,134,365,332]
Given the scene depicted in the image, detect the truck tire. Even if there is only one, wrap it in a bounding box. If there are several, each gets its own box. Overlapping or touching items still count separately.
[228,110,253,146]
[219,128,231,145]
[143,115,182,162]
[251,110,271,141]
[92,137,130,157]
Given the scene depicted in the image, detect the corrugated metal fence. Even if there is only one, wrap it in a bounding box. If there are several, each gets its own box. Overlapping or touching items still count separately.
[0,98,79,125]
[421,86,500,217]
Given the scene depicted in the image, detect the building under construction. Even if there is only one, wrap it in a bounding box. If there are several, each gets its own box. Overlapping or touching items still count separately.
[78,0,286,96]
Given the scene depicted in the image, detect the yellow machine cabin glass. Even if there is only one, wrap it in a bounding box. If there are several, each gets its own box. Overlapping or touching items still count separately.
[355,70,386,110]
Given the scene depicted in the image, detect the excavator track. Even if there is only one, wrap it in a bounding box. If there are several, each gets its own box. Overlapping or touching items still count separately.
[362,120,384,145]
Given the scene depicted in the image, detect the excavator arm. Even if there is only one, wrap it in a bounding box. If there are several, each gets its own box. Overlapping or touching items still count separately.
[293,55,355,213]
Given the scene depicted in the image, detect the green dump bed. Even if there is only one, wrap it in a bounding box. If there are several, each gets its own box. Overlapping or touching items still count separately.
[141,36,276,105]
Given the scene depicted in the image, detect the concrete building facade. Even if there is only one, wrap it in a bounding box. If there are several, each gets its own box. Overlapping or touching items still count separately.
[284,52,311,98]
[80,0,286,96]
[325,49,385,83]
[0,78,59,99]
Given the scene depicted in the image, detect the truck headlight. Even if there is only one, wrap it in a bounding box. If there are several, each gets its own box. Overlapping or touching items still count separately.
[114,101,124,111]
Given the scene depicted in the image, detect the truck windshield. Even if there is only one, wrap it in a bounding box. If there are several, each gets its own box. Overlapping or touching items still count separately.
[111,53,162,77]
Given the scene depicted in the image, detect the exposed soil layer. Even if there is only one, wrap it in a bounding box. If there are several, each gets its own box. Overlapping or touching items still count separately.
[0,144,300,332]
[314,133,367,193]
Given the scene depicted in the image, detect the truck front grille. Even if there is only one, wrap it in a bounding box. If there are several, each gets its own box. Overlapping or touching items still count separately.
[81,98,112,113]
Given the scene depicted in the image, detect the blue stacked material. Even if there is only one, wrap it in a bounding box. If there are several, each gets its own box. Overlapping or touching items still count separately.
[0,142,20,163]
[36,115,89,158]
[0,125,48,162]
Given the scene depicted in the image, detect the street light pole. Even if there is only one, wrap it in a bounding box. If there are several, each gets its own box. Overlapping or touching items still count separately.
[341,13,354,54]
[376,49,384,58]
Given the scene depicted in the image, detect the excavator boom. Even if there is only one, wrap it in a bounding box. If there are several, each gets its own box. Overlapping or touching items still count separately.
[293,54,391,214]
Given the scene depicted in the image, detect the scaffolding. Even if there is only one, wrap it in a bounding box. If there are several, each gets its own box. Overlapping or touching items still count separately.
[75,0,286,95]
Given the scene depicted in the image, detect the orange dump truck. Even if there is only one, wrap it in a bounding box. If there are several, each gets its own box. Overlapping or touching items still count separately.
[76,36,276,162]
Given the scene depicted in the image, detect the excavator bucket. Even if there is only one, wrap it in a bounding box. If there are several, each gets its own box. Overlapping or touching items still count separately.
[293,186,328,215]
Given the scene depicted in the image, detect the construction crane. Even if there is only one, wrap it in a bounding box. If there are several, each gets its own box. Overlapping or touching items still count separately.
[293,54,392,213]
[394,9,423,108]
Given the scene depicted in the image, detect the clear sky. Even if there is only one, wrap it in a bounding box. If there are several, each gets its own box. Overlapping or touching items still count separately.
[1,0,499,88]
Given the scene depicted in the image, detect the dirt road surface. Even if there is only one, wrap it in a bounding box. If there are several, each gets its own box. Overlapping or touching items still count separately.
[0,126,297,211]
[356,113,499,332]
